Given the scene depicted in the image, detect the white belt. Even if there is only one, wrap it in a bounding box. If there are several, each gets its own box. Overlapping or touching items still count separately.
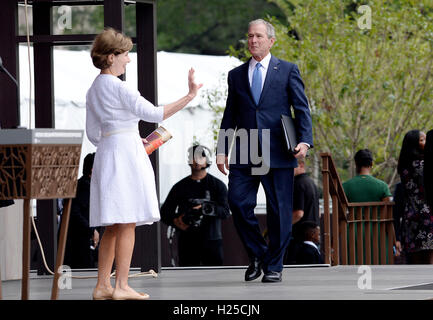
[102,128,137,137]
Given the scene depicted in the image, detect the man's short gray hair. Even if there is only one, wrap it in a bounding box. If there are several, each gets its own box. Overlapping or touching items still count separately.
[248,19,276,39]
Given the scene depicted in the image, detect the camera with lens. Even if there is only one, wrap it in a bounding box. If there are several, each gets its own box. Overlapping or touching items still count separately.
[177,191,217,228]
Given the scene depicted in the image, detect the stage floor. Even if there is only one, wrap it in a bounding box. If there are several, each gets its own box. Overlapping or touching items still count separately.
[1,265,433,300]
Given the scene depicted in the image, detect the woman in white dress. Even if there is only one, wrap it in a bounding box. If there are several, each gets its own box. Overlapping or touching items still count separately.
[86,28,202,300]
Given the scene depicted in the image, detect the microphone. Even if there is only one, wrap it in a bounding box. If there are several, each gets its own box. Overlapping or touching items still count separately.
[0,56,18,87]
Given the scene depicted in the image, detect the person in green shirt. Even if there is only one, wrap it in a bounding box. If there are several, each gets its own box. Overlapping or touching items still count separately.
[343,149,392,203]
[343,149,396,260]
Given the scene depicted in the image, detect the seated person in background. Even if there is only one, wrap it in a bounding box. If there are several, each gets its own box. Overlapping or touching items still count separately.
[160,145,230,266]
[295,221,324,264]
[64,153,100,269]
[343,149,392,202]
[284,159,320,264]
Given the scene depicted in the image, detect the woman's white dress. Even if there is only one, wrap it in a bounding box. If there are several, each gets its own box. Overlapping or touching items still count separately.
[86,74,164,227]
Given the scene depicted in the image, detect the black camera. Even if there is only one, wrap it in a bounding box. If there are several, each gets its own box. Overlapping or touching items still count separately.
[178,191,217,228]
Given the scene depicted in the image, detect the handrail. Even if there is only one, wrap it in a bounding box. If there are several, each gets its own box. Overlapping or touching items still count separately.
[321,152,349,207]
[321,153,396,266]
[348,201,392,207]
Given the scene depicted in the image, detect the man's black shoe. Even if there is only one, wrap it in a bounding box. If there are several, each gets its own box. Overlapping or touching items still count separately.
[261,271,282,283]
[245,258,262,281]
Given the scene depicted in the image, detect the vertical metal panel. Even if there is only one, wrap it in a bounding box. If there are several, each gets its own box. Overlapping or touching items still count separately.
[0,0,19,128]
[104,0,125,81]
[33,2,54,129]
[104,0,125,31]
[33,1,57,275]
[135,1,161,273]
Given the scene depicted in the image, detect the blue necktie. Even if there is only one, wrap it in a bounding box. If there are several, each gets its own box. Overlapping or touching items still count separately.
[251,62,262,105]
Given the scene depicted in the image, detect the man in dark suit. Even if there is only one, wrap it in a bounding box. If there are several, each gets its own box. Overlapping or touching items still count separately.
[425,129,433,208]
[216,19,313,282]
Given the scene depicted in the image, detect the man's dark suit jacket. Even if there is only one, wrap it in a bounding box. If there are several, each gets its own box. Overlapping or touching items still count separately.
[296,242,324,264]
[425,129,433,207]
[218,55,313,168]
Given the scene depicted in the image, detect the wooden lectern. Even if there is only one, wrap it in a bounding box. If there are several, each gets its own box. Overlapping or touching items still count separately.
[0,129,83,300]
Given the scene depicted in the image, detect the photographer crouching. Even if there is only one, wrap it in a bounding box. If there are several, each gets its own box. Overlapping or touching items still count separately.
[161,145,230,266]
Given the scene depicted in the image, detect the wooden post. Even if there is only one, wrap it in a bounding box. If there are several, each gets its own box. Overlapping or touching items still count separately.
[339,218,348,264]
[365,206,372,265]
[331,194,339,265]
[387,205,395,265]
[356,207,364,265]
[348,207,356,264]
[21,199,31,300]
[372,206,379,264]
[51,198,72,300]
[380,205,387,264]
[322,155,331,265]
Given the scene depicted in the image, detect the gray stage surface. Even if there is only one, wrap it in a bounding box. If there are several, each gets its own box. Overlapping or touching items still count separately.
[1,265,433,300]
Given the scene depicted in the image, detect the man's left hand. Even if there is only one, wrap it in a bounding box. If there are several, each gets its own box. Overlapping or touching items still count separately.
[294,143,309,159]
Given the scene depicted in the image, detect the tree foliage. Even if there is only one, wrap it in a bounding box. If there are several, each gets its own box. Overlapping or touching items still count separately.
[156,0,285,55]
[229,0,433,185]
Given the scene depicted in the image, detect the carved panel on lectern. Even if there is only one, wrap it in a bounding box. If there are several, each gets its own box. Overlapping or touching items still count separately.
[0,145,28,199]
[31,145,81,198]
[0,145,81,200]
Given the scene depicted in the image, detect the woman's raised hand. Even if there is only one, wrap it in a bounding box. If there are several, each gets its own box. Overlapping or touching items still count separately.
[161,68,203,120]
[187,68,203,99]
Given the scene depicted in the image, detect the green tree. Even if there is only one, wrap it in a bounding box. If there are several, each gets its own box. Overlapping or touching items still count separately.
[228,0,433,186]
[156,0,285,55]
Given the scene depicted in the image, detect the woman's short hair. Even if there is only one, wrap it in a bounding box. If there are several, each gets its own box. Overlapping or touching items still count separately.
[90,28,133,70]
